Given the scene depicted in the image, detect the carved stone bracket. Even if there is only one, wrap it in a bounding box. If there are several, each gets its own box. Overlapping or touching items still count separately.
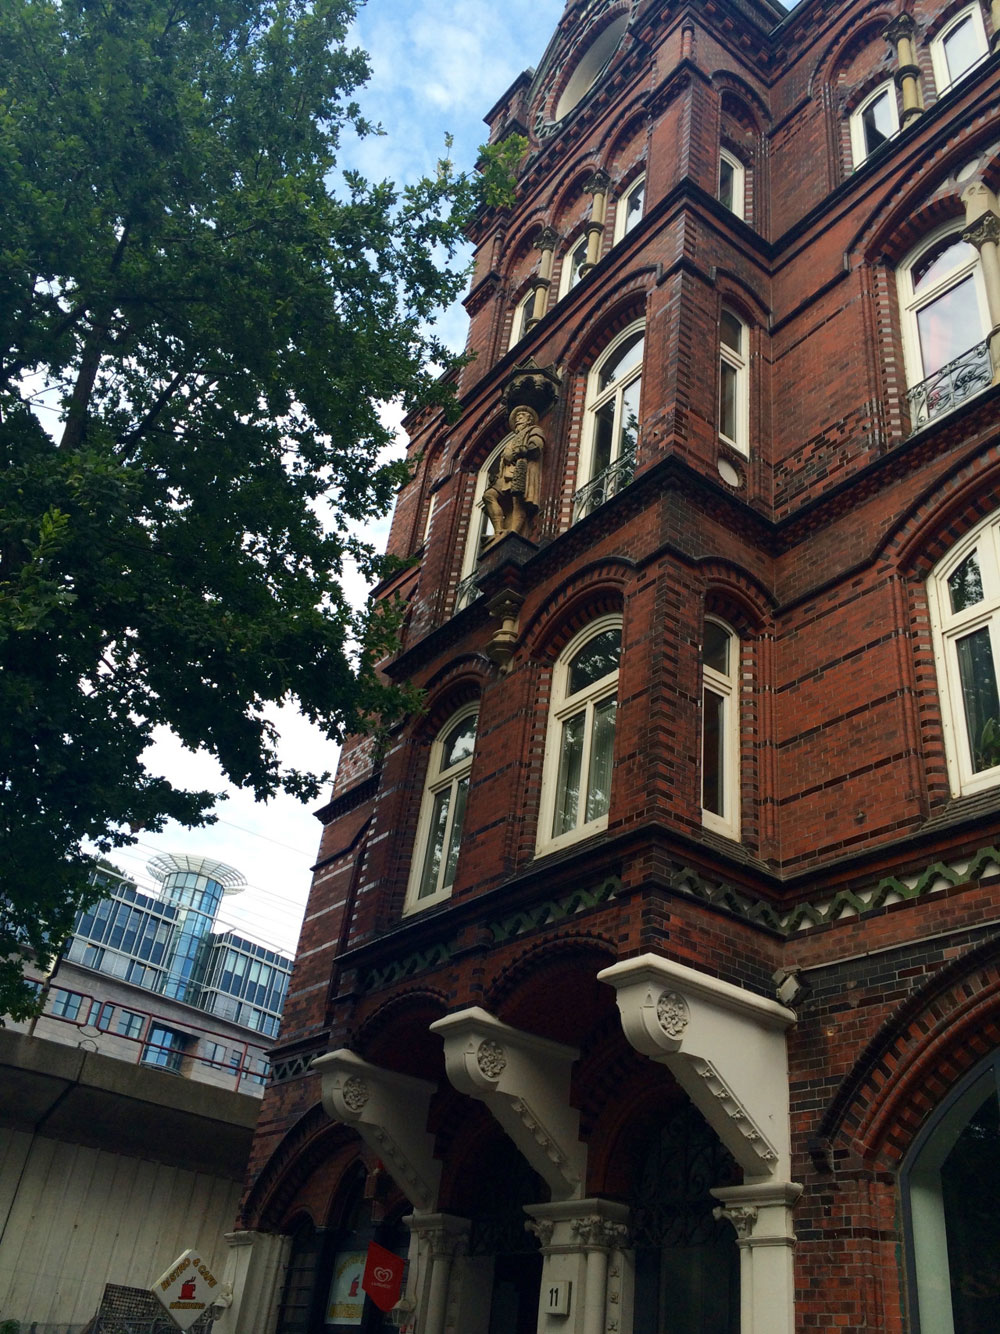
[499,357,561,418]
[313,1049,441,1211]
[598,954,797,1179]
[486,589,525,671]
[430,1007,586,1199]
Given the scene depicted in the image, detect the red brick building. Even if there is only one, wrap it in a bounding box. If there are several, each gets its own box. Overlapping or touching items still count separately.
[219,1,1000,1331]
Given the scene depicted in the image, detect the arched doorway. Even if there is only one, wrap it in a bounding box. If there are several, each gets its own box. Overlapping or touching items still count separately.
[454,1131,546,1334]
[629,1100,741,1334]
[903,1052,1000,1333]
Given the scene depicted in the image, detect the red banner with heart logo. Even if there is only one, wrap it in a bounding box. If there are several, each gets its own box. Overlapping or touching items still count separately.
[361,1241,405,1312]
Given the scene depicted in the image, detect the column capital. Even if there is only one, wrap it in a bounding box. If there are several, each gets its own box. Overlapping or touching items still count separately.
[964,212,1000,251]
[710,1180,803,1246]
[583,169,612,197]
[534,225,560,253]
[525,1198,631,1254]
[405,1212,470,1258]
[883,13,916,44]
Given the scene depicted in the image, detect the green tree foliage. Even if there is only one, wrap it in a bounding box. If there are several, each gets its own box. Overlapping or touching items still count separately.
[0,0,524,1018]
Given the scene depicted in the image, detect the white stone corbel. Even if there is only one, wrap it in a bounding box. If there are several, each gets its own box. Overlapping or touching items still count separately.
[312,1049,441,1211]
[430,1007,586,1199]
[597,954,796,1180]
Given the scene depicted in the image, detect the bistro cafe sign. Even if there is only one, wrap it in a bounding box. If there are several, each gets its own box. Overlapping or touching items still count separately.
[151,1248,221,1330]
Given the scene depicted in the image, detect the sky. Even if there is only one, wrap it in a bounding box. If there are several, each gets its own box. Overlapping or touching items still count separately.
[120,0,567,953]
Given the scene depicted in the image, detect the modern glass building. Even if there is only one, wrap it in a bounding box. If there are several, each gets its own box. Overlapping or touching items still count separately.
[65,854,291,1042]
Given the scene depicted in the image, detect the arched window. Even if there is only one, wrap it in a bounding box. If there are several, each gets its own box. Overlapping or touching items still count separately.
[508,289,535,351]
[559,235,589,299]
[850,82,899,167]
[456,442,504,611]
[718,150,745,220]
[931,5,989,93]
[928,510,1000,797]
[719,309,749,456]
[903,1052,1000,1333]
[897,226,991,427]
[614,174,646,243]
[573,322,644,521]
[406,706,478,912]
[538,618,621,853]
[701,618,740,839]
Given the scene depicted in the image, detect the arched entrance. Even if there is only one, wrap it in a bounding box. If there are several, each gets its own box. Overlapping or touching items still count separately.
[630,1100,740,1334]
[451,1128,546,1334]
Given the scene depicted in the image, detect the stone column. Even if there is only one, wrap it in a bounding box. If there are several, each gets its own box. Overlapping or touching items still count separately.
[884,15,923,126]
[712,1183,802,1334]
[525,1199,630,1334]
[406,1213,471,1334]
[529,226,559,328]
[581,170,611,274]
[962,183,1000,382]
[211,1230,290,1334]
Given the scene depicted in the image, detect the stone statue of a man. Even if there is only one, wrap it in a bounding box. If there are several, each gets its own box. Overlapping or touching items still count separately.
[482,404,544,541]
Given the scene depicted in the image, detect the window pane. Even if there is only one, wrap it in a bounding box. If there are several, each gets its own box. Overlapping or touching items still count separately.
[913,237,976,293]
[703,622,730,674]
[917,275,981,377]
[554,712,586,836]
[720,361,738,439]
[417,788,451,897]
[586,697,617,823]
[956,627,1000,772]
[948,552,984,614]
[442,776,469,889]
[943,16,980,85]
[599,332,644,391]
[624,181,644,233]
[720,311,742,354]
[703,688,725,815]
[441,714,477,770]
[719,159,734,212]
[862,91,894,155]
[620,376,641,457]
[592,400,616,478]
[940,1087,1000,1332]
[568,628,622,694]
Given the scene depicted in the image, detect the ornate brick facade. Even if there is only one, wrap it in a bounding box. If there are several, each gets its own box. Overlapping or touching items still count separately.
[223,2,1000,1332]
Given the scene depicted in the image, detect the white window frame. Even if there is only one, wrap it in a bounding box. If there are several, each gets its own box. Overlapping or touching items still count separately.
[896,223,990,405]
[719,308,749,456]
[931,4,989,93]
[718,149,746,221]
[701,618,741,839]
[456,441,505,610]
[850,81,900,168]
[577,320,645,495]
[404,704,479,913]
[558,235,589,300]
[928,511,1000,797]
[613,174,646,243]
[508,289,535,351]
[536,616,622,855]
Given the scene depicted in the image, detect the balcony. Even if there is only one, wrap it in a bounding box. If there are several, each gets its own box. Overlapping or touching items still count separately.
[571,446,637,524]
[908,339,993,430]
[455,571,482,612]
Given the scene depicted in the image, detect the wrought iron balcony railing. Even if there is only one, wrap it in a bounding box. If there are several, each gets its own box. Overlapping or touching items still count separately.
[908,339,993,431]
[571,446,637,524]
[454,571,482,612]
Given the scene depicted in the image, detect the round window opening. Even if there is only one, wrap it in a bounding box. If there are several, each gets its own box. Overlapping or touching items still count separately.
[554,12,629,121]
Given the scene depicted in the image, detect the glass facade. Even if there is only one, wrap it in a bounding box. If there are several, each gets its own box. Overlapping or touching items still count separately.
[64,860,291,1041]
